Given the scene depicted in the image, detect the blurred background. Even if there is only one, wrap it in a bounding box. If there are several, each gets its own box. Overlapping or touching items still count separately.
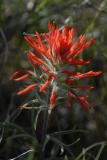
[0,0,107,159]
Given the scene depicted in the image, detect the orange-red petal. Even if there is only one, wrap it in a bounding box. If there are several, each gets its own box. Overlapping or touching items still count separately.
[10,69,30,81]
[17,83,36,95]
[77,96,90,110]
[27,51,44,65]
[68,59,90,65]
[49,87,57,109]
[74,71,102,79]
[13,73,30,81]
[39,80,51,92]
[71,86,95,89]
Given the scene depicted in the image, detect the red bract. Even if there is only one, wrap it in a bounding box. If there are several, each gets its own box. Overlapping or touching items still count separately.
[17,83,37,95]
[49,86,57,109]
[77,96,90,110]
[11,22,102,110]
[10,69,30,81]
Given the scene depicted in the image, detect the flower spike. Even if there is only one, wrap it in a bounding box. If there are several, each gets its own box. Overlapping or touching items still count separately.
[11,21,102,110]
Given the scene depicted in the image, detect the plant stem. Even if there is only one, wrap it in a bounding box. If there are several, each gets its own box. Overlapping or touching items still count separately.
[37,107,49,160]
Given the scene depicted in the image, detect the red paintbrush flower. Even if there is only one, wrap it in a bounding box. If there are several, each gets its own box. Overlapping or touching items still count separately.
[11,22,102,110]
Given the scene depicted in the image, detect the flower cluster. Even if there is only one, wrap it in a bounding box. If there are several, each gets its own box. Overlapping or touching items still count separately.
[11,22,102,110]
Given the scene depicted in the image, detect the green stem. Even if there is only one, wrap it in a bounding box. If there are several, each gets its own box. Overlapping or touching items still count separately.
[37,107,49,160]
